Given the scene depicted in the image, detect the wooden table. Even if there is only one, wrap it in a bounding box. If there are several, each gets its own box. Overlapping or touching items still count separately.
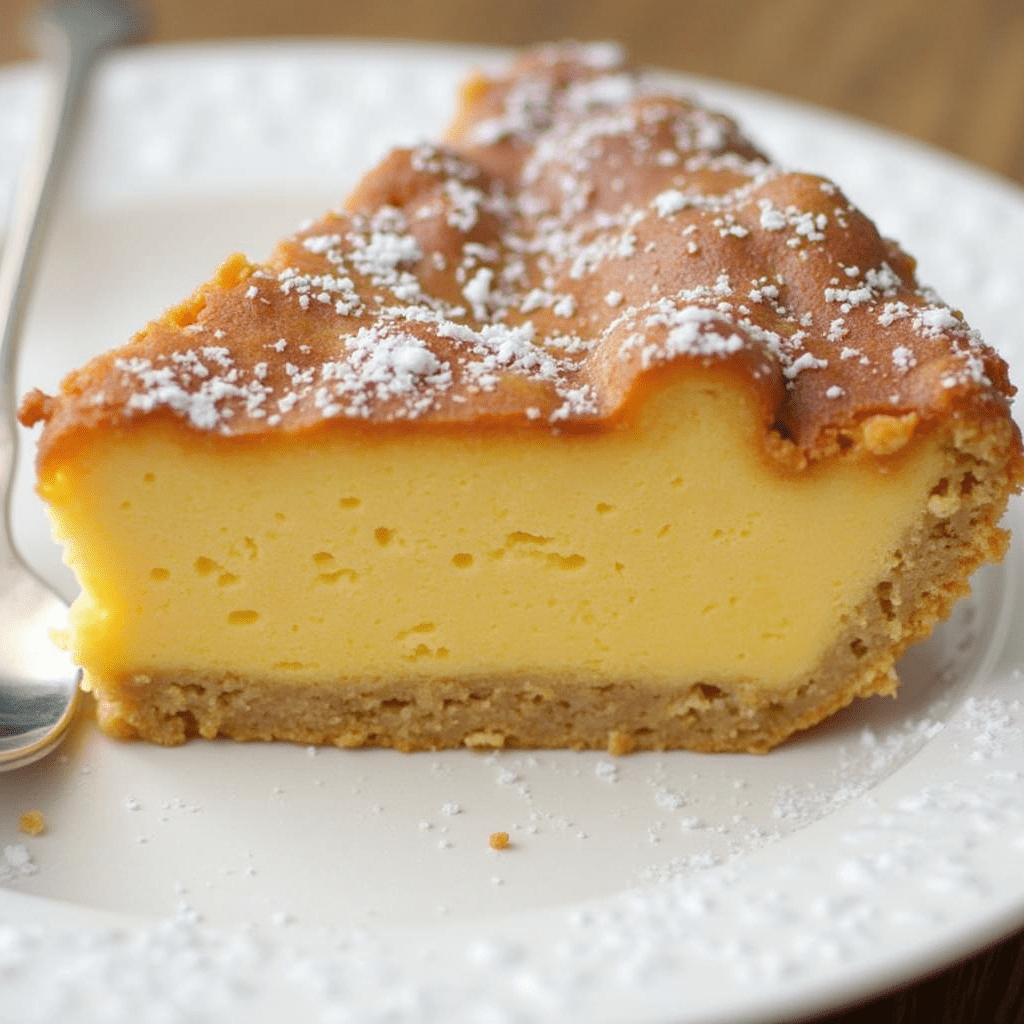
[1,0,1022,1020]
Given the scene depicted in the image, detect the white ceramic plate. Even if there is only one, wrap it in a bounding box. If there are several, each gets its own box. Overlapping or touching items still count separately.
[2,41,1023,1024]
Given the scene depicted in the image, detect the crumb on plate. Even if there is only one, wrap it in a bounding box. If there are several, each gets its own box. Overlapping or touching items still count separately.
[19,810,45,836]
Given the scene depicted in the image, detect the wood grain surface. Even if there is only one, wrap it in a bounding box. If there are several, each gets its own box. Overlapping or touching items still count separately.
[1,1,1022,1021]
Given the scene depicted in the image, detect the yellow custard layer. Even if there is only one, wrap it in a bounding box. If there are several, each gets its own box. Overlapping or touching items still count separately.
[40,374,946,689]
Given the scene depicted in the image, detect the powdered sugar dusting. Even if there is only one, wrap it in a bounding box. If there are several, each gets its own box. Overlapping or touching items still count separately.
[1,844,37,883]
[43,44,1007,454]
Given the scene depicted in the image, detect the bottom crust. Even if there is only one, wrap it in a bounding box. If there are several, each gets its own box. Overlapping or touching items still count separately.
[84,431,1017,754]
[93,661,901,756]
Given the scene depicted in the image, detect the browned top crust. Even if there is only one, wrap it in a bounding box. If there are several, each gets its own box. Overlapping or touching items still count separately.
[20,43,1022,467]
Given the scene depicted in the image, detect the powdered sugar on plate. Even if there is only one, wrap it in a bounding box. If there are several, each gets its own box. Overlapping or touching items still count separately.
[0,845,37,884]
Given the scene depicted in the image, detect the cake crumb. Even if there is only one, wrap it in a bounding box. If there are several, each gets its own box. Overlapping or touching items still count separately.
[607,731,635,755]
[489,831,511,850]
[18,810,45,836]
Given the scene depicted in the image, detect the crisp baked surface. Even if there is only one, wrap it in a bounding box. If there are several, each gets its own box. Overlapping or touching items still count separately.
[18,43,1024,754]
[20,43,1019,464]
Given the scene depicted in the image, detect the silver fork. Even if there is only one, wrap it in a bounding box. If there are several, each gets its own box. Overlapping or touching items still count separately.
[0,1,145,770]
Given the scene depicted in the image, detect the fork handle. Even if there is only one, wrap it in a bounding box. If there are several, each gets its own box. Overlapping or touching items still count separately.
[0,3,139,539]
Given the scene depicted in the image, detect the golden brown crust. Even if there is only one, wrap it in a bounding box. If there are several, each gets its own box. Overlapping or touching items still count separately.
[19,43,1021,482]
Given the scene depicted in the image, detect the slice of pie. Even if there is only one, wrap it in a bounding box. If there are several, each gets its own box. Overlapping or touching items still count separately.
[19,44,1023,753]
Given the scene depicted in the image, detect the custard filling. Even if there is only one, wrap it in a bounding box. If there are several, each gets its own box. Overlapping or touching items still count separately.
[40,374,946,689]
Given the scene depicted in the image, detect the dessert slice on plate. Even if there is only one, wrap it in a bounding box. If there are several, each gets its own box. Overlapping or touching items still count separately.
[19,44,1023,753]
